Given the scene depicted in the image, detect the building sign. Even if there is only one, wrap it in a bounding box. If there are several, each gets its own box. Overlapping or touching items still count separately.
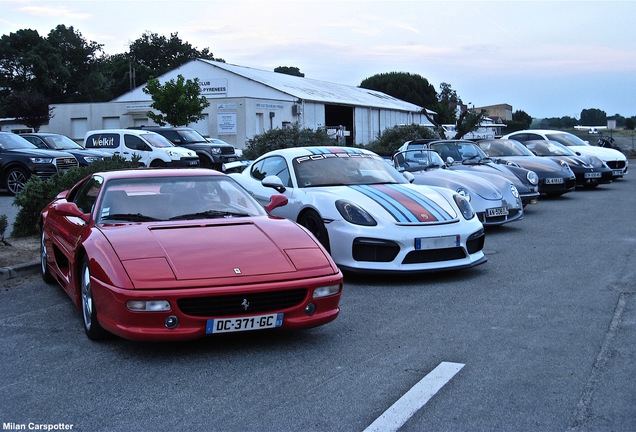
[198,78,228,95]
[126,103,152,112]
[218,112,237,135]
[256,103,284,110]
[217,103,236,110]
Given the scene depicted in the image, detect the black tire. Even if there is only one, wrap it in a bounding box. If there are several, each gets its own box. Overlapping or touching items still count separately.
[5,166,30,196]
[298,210,330,252]
[149,159,166,168]
[80,255,108,340]
[40,230,54,284]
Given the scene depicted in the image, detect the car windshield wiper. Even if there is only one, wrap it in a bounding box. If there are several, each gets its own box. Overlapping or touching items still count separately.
[102,213,161,222]
[169,210,250,220]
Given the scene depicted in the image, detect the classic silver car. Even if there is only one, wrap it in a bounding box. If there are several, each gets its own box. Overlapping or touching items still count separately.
[393,149,523,226]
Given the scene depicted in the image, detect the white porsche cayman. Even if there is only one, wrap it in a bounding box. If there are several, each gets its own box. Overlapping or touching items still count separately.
[230,147,486,273]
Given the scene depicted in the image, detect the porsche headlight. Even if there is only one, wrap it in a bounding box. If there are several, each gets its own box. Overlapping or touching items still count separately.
[527,171,539,185]
[336,200,377,226]
[453,194,475,220]
[456,187,471,202]
[510,184,519,198]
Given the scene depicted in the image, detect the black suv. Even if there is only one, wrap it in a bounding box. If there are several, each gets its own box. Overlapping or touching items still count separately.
[0,132,79,195]
[129,126,237,170]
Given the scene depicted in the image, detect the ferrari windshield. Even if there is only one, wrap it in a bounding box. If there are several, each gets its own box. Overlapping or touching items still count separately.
[393,149,445,172]
[97,175,265,223]
[293,152,405,187]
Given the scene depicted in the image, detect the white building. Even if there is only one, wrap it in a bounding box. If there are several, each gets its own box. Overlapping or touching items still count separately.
[44,59,434,148]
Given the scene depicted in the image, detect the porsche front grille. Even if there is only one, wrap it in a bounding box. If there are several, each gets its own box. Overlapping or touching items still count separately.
[177,289,307,317]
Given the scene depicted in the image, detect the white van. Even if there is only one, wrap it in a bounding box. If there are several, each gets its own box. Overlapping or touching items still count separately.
[83,129,199,168]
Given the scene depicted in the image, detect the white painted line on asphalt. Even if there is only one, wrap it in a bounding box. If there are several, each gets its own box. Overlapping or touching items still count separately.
[364,361,465,432]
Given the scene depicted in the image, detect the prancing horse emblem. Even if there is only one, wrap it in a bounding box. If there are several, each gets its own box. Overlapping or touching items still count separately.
[241,299,249,310]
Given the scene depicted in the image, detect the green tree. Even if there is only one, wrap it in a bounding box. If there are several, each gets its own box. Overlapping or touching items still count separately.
[580,108,607,126]
[129,32,220,80]
[243,124,332,159]
[5,90,53,131]
[360,72,437,109]
[625,118,635,131]
[143,74,210,126]
[274,66,304,77]
[367,124,438,156]
[454,109,487,140]
[512,110,532,129]
[46,25,104,102]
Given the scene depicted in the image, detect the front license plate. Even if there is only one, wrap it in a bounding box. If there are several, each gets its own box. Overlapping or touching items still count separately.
[612,169,623,176]
[545,177,564,184]
[486,207,509,217]
[206,313,283,334]
[584,172,602,179]
[415,235,460,250]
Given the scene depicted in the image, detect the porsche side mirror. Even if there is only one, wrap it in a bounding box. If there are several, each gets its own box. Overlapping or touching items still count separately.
[402,171,415,183]
[262,175,286,193]
[56,202,90,223]
[264,194,288,213]
[446,156,455,164]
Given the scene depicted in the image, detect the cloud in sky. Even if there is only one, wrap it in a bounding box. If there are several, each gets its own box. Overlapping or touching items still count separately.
[2,0,635,118]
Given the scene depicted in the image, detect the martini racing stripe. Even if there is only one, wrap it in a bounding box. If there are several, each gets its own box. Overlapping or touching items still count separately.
[350,185,453,223]
[351,185,417,222]
[384,184,454,222]
[306,147,364,155]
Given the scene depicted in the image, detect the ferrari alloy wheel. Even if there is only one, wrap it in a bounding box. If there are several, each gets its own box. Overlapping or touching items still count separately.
[40,230,54,284]
[299,210,331,253]
[6,166,29,196]
[80,256,107,340]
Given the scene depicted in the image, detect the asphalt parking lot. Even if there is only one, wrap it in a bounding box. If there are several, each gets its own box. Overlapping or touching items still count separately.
[1,177,635,431]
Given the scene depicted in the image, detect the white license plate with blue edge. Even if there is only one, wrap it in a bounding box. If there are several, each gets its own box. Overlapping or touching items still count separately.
[206,313,283,334]
[415,235,460,250]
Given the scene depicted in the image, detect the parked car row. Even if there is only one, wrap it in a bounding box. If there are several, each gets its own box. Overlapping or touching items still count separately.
[36,129,629,343]
[1,128,239,195]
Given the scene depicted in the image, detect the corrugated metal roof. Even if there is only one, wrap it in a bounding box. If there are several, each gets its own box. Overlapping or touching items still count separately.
[199,60,433,114]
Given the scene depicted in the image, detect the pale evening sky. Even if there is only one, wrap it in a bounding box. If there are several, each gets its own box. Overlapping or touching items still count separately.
[2,0,635,119]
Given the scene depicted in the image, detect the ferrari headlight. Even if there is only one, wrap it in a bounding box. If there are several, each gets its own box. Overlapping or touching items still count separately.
[510,184,519,198]
[456,187,471,202]
[336,200,377,226]
[527,171,539,185]
[313,284,341,298]
[126,300,171,312]
[453,194,475,220]
[30,157,53,164]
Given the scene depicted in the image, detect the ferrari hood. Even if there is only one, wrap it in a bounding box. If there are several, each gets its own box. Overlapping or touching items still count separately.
[100,218,334,287]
